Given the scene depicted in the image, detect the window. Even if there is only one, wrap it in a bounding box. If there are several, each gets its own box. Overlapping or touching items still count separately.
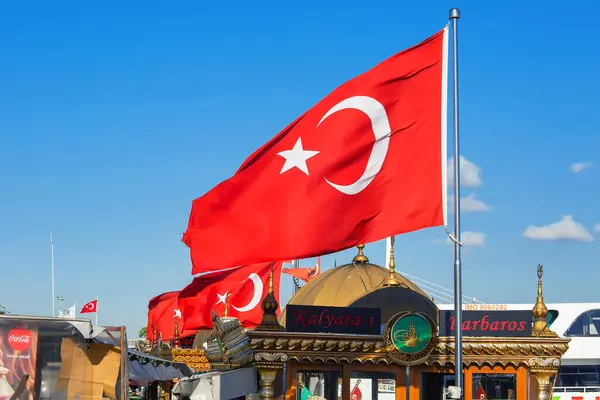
[556,366,600,388]
[296,370,342,400]
[530,310,559,326]
[472,374,516,400]
[546,310,559,326]
[565,309,600,337]
[350,371,396,400]
[421,373,455,400]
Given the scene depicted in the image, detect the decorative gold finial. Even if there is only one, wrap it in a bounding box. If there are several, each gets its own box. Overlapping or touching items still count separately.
[268,264,274,294]
[352,244,369,263]
[223,293,229,318]
[531,264,557,337]
[173,316,182,349]
[255,264,284,331]
[384,236,401,286]
[151,324,158,348]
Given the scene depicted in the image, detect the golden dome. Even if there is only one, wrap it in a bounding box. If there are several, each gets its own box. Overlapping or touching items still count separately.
[280,257,430,324]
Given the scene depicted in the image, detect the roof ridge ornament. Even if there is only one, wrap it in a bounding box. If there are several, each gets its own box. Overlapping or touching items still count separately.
[531,264,558,337]
[255,263,284,331]
[383,236,401,287]
[352,244,369,263]
[172,315,182,349]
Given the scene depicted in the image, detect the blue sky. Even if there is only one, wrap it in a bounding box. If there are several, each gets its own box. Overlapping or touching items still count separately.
[1,1,598,333]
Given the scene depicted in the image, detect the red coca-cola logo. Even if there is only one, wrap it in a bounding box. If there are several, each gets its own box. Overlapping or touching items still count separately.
[7,329,32,352]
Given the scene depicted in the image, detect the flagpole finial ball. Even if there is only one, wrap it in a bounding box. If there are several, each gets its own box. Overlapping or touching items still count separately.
[449,8,460,19]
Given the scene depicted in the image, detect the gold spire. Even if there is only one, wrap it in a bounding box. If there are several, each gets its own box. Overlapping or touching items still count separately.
[531,264,557,337]
[268,264,274,295]
[383,236,400,286]
[152,324,158,347]
[223,293,229,318]
[352,244,369,263]
[255,264,284,331]
[173,316,182,349]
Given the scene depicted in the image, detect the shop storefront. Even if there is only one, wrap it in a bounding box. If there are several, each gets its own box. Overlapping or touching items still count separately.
[147,246,569,400]
[242,247,569,400]
[0,315,192,400]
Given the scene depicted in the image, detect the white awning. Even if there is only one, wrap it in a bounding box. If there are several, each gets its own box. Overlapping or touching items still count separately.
[175,367,257,400]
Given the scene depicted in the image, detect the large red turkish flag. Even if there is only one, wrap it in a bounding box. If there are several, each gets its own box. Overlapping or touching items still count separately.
[179,262,282,330]
[184,28,448,274]
[147,291,197,341]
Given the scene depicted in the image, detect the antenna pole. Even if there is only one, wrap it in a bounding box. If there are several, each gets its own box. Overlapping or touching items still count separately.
[51,232,55,317]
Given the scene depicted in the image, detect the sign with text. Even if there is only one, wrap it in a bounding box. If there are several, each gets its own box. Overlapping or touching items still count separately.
[286,305,381,335]
[440,310,532,337]
[0,326,39,400]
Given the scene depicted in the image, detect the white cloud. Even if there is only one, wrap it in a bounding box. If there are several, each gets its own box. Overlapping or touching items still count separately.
[448,156,483,187]
[448,193,490,212]
[594,224,600,233]
[460,231,486,246]
[435,231,486,246]
[523,215,594,242]
[570,161,594,173]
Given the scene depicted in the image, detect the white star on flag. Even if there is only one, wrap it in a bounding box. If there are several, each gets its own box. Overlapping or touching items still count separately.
[174,309,182,319]
[276,137,319,175]
[216,292,228,305]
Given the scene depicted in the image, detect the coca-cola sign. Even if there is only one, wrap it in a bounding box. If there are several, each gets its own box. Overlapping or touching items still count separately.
[7,328,32,351]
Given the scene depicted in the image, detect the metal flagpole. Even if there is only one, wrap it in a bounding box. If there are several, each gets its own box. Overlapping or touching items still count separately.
[50,232,55,317]
[96,296,99,325]
[292,260,300,294]
[385,237,392,269]
[449,7,464,398]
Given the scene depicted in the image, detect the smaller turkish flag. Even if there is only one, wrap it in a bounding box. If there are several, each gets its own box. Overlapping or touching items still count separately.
[282,257,321,283]
[476,384,487,400]
[147,291,197,342]
[179,262,282,331]
[80,300,97,314]
[350,382,362,400]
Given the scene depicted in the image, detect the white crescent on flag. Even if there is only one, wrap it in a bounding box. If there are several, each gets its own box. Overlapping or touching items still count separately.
[80,300,98,314]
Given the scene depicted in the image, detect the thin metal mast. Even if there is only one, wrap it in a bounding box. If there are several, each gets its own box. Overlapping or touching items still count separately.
[51,231,55,317]
[449,7,464,397]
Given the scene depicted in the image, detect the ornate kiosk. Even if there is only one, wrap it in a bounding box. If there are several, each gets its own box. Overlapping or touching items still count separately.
[142,243,569,400]
[246,244,569,400]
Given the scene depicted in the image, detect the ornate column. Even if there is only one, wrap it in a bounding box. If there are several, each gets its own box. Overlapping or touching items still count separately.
[530,265,562,400]
[530,359,560,400]
[254,355,288,400]
[253,266,287,400]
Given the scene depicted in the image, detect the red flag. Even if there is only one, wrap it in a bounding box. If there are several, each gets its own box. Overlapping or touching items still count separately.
[80,300,97,314]
[179,262,282,330]
[147,291,196,342]
[476,384,487,400]
[350,381,363,400]
[183,28,449,274]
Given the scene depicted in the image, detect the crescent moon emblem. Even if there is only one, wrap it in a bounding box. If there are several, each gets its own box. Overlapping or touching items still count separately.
[319,95,391,195]
[232,273,264,312]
